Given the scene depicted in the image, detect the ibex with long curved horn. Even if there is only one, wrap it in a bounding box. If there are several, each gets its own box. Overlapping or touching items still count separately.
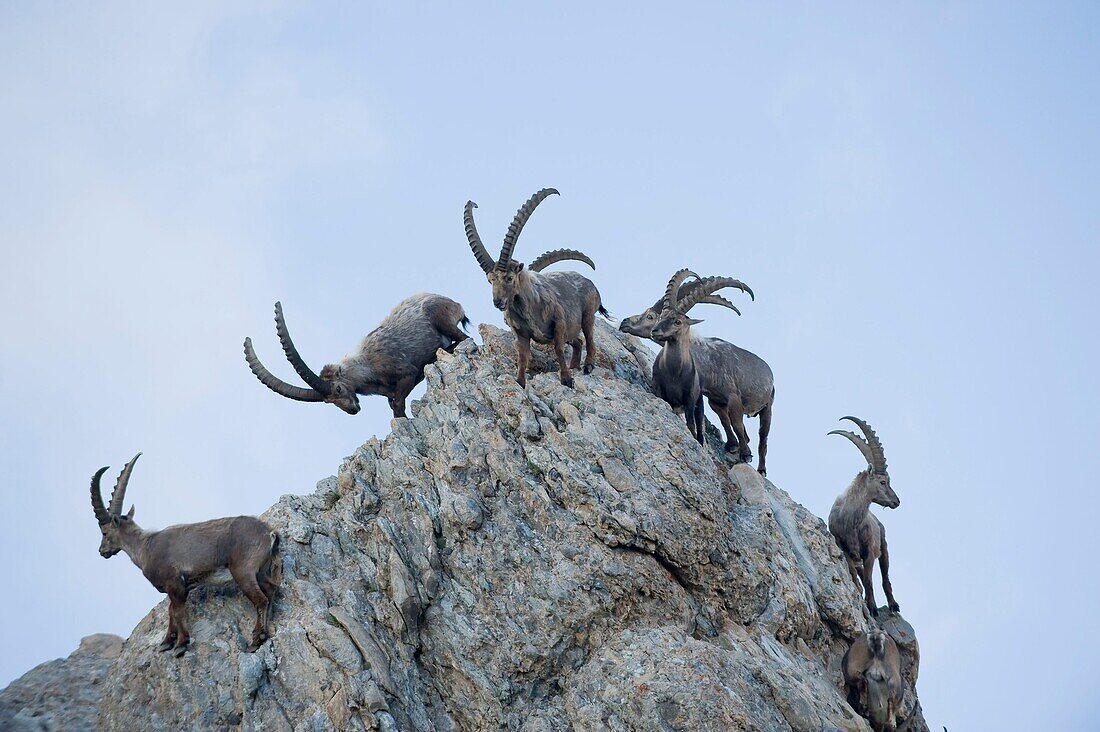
[465,188,607,388]
[649,271,769,468]
[90,454,281,657]
[244,293,469,418]
[827,416,901,615]
[620,274,775,473]
[843,630,905,732]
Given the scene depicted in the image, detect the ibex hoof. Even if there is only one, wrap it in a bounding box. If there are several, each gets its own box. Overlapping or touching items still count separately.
[583,364,595,375]
[157,641,175,652]
[561,376,575,388]
[889,602,901,612]
[172,644,189,658]
[757,467,767,477]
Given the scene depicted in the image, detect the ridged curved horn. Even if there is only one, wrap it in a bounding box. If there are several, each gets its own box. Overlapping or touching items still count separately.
[698,294,742,316]
[675,276,754,314]
[528,248,596,272]
[90,466,110,525]
[274,302,330,395]
[464,201,494,273]
[497,188,559,270]
[841,416,887,474]
[108,453,141,517]
[243,338,326,402]
[663,269,700,310]
[828,429,876,470]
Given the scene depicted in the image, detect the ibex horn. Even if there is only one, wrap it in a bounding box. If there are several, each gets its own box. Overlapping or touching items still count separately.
[464,201,495,274]
[528,248,596,272]
[497,188,559,270]
[663,269,700,311]
[840,416,887,474]
[108,453,141,517]
[243,337,326,402]
[273,302,330,395]
[90,466,111,525]
[828,429,876,470]
[675,276,754,314]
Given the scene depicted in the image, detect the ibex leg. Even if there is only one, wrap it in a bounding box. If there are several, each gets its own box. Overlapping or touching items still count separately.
[167,586,191,657]
[727,399,753,465]
[711,399,738,452]
[516,335,532,388]
[569,338,583,370]
[435,316,469,348]
[859,548,879,615]
[879,533,900,612]
[581,307,597,375]
[553,333,574,388]
[157,599,179,652]
[757,398,772,476]
[693,394,705,444]
[388,376,418,419]
[232,565,271,652]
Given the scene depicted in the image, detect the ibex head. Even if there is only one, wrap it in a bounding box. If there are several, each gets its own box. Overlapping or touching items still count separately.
[620,273,744,339]
[90,453,141,558]
[243,302,360,415]
[464,188,595,311]
[830,416,898,508]
[651,270,754,343]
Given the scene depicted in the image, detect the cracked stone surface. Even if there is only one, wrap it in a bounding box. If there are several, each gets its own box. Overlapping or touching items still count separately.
[0,633,122,731]
[4,321,929,731]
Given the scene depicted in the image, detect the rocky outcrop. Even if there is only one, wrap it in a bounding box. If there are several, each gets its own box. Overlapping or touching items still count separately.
[0,633,122,731]
[5,321,929,731]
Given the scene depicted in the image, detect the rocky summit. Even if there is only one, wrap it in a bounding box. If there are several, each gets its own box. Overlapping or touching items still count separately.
[2,321,928,731]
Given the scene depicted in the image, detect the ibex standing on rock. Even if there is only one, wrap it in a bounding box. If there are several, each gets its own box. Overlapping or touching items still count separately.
[244,293,469,418]
[464,188,607,388]
[828,416,901,615]
[843,630,904,732]
[620,274,775,474]
[650,270,768,470]
[90,454,281,657]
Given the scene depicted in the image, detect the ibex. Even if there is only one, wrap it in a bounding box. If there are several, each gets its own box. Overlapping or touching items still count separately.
[464,188,607,388]
[842,630,904,732]
[244,293,469,418]
[828,416,900,615]
[649,270,767,465]
[90,454,281,657]
[619,274,775,474]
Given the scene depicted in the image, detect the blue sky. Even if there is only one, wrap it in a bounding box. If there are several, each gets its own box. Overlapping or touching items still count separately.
[1,3,1097,729]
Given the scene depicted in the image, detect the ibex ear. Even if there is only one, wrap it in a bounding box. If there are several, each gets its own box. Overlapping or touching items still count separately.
[125,505,135,521]
[687,317,704,326]
[110,514,121,528]
[319,364,340,381]
[514,261,525,272]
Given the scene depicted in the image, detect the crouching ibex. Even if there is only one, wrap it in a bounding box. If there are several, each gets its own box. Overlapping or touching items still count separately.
[244,293,469,418]
[828,416,900,615]
[464,188,607,388]
[90,454,281,657]
[620,273,775,474]
[843,630,904,732]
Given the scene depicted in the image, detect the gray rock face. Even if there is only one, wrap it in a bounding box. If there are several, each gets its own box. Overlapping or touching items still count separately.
[0,634,122,731]
[7,321,929,731]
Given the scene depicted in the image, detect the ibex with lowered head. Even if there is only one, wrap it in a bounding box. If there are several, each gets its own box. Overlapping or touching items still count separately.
[90,454,281,657]
[843,630,904,732]
[464,188,606,388]
[620,273,775,474]
[244,293,469,418]
[828,416,901,615]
